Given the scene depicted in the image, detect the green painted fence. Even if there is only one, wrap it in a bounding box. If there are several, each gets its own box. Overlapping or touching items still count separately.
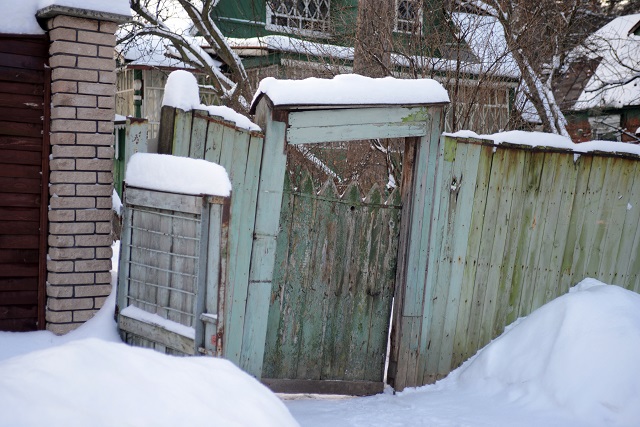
[261,171,401,394]
[391,135,640,388]
[159,106,266,374]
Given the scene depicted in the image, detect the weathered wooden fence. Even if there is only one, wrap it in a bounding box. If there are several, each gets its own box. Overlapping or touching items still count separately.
[118,187,229,355]
[389,135,640,389]
[157,106,268,374]
[262,172,401,395]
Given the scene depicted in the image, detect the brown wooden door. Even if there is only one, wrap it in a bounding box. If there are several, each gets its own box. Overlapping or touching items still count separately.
[0,34,49,331]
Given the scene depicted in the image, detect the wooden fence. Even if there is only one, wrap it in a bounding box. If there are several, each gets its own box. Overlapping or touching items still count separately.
[157,106,267,375]
[390,135,640,389]
[0,34,50,331]
[262,171,401,394]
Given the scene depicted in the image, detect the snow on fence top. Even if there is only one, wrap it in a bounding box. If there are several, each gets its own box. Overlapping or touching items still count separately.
[446,130,640,158]
[251,74,450,110]
[162,70,260,132]
[2,0,130,34]
[125,153,231,197]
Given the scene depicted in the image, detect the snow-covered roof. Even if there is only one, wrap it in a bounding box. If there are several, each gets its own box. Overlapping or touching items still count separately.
[450,12,519,79]
[0,0,130,35]
[117,34,197,69]
[228,23,520,80]
[251,74,450,111]
[571,13,640,111]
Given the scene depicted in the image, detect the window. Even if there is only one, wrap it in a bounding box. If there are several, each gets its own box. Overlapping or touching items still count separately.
[266,0,331,37]
[395,0,422,34]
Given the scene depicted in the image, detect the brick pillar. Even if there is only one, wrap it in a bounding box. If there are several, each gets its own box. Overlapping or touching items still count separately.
[43,14,120,334]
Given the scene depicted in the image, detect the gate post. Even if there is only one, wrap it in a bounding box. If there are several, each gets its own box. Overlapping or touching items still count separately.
[229,98,287,377]
[387,107,446,391]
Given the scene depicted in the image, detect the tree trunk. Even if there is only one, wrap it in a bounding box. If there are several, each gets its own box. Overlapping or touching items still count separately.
[353,0,394,77]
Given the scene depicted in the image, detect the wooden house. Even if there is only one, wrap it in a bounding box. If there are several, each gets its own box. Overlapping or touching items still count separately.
[115,36,219,147]
[213,0,520,134]
[556,13,640,143]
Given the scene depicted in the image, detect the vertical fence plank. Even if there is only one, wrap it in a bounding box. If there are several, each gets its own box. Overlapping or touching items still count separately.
[451,144,492,369]
[615,163,640,286]
[262,173,295,379]
[297,182,333,380]
[570,156,608,284]
[491,147,526,338]
[558,155,594,295]
[188,112,209,159]
[365,188,401,382]
[172,109,193,157]
[240,102,288,378]
[437,141,481,375]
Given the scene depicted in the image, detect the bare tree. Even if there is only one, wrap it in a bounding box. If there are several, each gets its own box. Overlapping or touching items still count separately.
[120,0,253,112]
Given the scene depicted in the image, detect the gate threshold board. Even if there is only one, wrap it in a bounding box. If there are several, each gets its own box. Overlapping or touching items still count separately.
[262,378,384,396]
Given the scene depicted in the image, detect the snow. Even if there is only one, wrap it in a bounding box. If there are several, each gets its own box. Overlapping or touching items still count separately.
[252,74,450,109]
[162,70,260,131]
[162,70,201,111]
[228,32,519,79]
[451,12,518,78]
[445,130,640,157]
[1,238,639,426]
[112,189,122,215]
[0,241,122,362]
[571,14,640,110]
[120,306,195,340]
[125,152,232,197]
[0,241,298,427]
[288,279,640,427]
[0,0,130,35]
[118,34,196,69]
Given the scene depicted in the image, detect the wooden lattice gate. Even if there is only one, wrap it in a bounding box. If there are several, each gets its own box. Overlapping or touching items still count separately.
[262,171,401,395]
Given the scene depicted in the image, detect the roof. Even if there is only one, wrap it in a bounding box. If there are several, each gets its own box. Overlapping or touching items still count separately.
[227,12,519,80]
[570,13,640,111]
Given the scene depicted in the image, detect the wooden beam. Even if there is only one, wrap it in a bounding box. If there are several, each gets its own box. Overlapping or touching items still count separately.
[262,378,384,396]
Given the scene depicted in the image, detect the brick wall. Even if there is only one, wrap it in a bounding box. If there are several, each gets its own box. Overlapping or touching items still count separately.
[45,15,117,334]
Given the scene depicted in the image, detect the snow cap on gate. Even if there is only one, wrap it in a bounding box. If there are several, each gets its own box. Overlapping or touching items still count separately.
[250,74,450,113]
[125,153,231,197]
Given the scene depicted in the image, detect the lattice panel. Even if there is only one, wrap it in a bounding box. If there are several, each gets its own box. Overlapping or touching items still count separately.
[267,0,331,35]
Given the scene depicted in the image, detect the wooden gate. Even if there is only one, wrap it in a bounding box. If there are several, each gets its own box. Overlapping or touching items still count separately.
[0,34,50,331]
[262,172,401,395]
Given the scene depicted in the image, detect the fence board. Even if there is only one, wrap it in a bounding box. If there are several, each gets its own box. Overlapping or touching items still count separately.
[418,136,640,385]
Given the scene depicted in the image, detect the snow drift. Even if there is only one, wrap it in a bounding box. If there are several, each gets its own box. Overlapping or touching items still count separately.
[288,279,640,427]
[456,278,640,425]
[0,338,298,427]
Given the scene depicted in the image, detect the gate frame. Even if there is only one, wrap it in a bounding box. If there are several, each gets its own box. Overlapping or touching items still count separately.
[247,93,448,392]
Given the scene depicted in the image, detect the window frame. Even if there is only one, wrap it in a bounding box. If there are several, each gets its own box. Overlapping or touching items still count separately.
[265,0,332,38]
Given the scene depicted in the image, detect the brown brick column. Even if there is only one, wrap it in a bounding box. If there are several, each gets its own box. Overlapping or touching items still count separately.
[42,13,121,334]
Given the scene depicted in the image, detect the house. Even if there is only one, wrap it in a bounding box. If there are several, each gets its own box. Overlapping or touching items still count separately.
[0,1,129,333]
[213,0,520,134]
[115,34,219,147]
[115,1,521,135]
[556,13,640,142]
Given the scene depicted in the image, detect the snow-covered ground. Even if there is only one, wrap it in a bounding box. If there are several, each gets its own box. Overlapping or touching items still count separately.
[288,278,640,427]
[0,243,639,426]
